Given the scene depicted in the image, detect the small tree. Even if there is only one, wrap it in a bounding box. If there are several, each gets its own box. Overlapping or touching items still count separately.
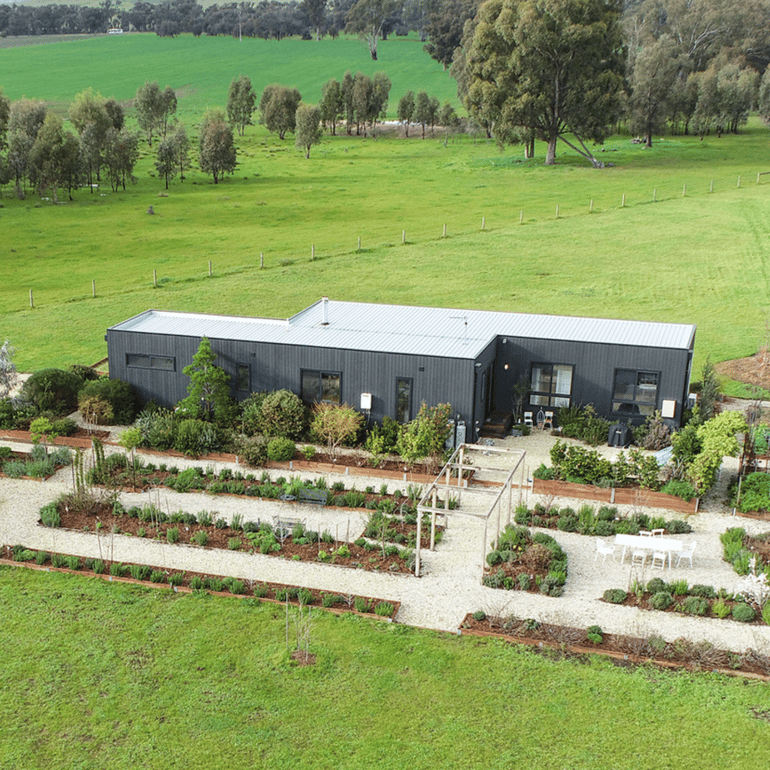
[396,402,452,469]
[311,402,364,459]
[119,426,142,488]
[227,75,257,137]
[294,103,323,159]
[0,339,18,398]
[179,337,231,420]
[198,109,236,184]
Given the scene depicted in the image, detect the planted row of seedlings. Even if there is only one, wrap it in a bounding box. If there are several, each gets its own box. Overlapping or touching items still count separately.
[4,544,398,618]
[89,454,453,514]
[40,496,421,574]
[483,524,568,597]
[0,444,73,479]
[513,502,692,537]
[602,577,768,624]
[460,612,770,678]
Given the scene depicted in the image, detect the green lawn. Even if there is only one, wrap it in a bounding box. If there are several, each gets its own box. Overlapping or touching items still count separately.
[2,566,769,770]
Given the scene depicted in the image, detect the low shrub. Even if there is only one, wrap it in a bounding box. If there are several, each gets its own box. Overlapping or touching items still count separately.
[375,601,394,617]
[174,419,220,456]
[150,570,166,583]
[168,572,184,587]
[354,596,370,613]
[110,563,127,577]
[129,564,151,581]
[586,624,603,644]
[689,584,716,599]
[236,434,268,467]
[650,591,673,611]
[191,531,209,546]
[681,596,709,616]
[39,502,60,528]
[79,378,138,424]
[22,368,82,414]
[712,599,731,618]
[267,437,296,461]
[603,588,627,604]
[732,603,756,623]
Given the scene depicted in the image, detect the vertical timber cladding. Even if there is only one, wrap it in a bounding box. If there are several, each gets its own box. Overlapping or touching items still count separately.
[493,336,693,425]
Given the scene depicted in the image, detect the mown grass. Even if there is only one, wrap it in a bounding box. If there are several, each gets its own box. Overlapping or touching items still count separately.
[1,35,769,393]
[2,566,770,770]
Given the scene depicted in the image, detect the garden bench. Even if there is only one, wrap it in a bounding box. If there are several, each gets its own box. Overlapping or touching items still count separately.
[297,488,328,507]
[272,515,303,542]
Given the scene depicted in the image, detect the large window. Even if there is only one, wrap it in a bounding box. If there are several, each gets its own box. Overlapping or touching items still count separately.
[301,370,341,404]
[530,364,573,407]
[613,369,659,416]
[236,363,250,392]
[396,377,412,423]
[126,354,175,371]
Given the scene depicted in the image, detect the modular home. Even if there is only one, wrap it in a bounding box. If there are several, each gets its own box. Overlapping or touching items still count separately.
[106,298,696,439]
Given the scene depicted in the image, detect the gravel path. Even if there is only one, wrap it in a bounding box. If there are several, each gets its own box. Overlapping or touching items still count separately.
[2,431,770,655]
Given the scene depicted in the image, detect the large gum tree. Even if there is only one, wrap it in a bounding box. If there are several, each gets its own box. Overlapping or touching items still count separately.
[461,0,626,166]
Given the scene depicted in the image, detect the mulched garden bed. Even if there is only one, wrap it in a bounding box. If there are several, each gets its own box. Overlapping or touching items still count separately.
[459,614,770,679]
[0,428,110,448]
[1,549,400,619]
[48,498,417,574]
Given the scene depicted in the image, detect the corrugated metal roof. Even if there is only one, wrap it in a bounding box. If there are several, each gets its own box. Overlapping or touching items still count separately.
[109,300,696,359]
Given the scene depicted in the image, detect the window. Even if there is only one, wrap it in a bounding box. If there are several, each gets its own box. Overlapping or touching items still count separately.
[236,363,250,392]
[126,354,175,371]
[530,364,573,407]
[396,377,412,423]
[301,370,341,404]
[613,369,659,416]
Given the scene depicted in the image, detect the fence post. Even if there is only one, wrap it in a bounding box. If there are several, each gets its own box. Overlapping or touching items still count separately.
[153,269,157,287]
[357,237,361,251]
[208,260,212,277]
[443,223,447,238]
[520,210,524,224]
[621,193,625,208]
[402,230,406,244]
[481,216,486,230]
[92,279,95,298]
[29,289,34,309]
[682,184,686,197]
[738,175,741,188]
[260,252,264,269]
[653,189,656,203]
[710,180,714,193]
[311,244,315,260]
[555,204,560,219]
[590,199,594,213]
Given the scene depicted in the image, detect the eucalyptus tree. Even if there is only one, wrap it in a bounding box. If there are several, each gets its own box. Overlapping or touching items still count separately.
[459,0,626,166]
[295,103,323,158]
[227,75,257,136]
[198,109,236,183]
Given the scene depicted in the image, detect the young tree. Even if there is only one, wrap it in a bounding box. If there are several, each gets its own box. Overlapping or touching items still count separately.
[172,124,190,181]
[397,90,415,136]
[155,134,178,189]
[198,109,236,183]
[135,81,177,146]
[319,78,343,134]
[310,402,364,459]
[102,128,139,191]
[460,0,625,166]
[295,103,323,158]
[227,75,257,136]
[179,336,231,420]
[413,90,432,138]
[259,84,302,139]
[7,98,47,190]
[69,88,111,185]
[0,339,17,398]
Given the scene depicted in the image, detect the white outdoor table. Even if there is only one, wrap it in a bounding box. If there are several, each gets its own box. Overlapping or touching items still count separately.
[614,533,683,570]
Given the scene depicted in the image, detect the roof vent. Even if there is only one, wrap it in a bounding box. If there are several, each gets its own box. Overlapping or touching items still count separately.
[321,296,330,326]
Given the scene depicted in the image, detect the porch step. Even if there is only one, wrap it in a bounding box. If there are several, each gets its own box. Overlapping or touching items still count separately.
[479,412,512,439]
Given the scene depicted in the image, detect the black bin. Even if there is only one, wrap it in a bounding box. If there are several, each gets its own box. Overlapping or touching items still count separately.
[608,423,631,448]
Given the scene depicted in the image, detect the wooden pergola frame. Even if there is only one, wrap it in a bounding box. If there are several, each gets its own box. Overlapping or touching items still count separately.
[414,443,527,579]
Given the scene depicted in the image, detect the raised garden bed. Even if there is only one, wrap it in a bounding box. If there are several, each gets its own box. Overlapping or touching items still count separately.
[483,524,567,597]
[601,580,766,625]
[41,497,418,574]
[513,501,691,537]
[0,445,72,480]
[1,547,399,618]
[0,427,110,449]
[532,478,698,514]
[458,613,770,679]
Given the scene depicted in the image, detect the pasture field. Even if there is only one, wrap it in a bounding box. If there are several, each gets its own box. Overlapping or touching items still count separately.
[0,34,769,393]
[0,32,457,118]
[2,566,770,770]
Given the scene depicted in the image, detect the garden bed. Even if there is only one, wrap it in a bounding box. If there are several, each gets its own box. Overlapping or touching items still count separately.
[0,427,110,449]
[600,581,766,625]
[532,478,698,514]
[0,549,399,619]
[42,497,418,574]
[459,614,770,679]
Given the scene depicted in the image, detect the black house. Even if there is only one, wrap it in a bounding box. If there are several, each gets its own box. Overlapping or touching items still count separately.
[106,298,696,438]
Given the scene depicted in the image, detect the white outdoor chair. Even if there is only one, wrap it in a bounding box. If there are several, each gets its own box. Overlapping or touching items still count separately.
[651,528,665,537]
[595,539,616,564]
[631,548,648,567]
[676,541,697,568]
[639,530,653,537]
[651,550,667,570]
[543,411,554,430]
[523,411,534,427]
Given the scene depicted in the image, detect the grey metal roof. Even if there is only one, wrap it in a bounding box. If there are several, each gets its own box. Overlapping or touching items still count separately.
[109,300,696,360]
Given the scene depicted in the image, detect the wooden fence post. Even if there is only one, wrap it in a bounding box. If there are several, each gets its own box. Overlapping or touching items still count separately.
[208,260,212,277]
[92,279,95,297]
[481,216,486,230]
[402,230,406,244]
[621,193,625,208]
[555,204,559,219]
[682,184,686,197]
[653,189,656,202]
[153,269,157,287]
[443,223,447,238]
[260,252,264,269]
[357,237,361,251]
[29,289,34,309]
[590,199,594,213]
[520,210,524,224]
[311,244,315,260]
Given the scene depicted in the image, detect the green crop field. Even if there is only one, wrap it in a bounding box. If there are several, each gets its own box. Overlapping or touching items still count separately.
[2,567,770,770]
[1,34,769,393]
